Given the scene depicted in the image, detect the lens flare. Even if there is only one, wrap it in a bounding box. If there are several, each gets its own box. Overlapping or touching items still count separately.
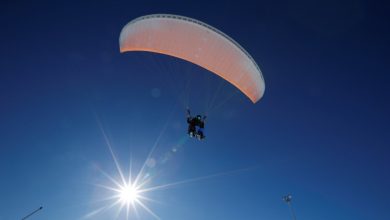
[86,114,250,220]
[119,183,140,204]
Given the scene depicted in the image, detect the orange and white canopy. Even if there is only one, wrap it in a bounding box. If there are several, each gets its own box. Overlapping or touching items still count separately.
[119,14,265,103]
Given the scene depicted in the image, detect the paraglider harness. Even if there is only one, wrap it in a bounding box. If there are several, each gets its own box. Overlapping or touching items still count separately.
[187,108,206,140]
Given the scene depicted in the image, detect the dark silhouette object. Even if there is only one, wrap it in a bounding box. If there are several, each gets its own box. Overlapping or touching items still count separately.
[186,108,206,140]
[21,206,43,220]
[283,194,297,220]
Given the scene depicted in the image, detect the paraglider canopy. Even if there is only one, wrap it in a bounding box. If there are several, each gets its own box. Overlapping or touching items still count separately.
[119,14,265,103]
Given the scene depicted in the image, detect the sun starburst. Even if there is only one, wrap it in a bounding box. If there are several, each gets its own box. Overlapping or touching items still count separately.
[85,114,251,220]
[84,118,163,220]
[119,183,140,205]
[85,151,161,220]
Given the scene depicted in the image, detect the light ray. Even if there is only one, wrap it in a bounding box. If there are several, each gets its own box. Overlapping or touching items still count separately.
[95,115,127,186]
[89,144,161,219]
[139,166,256,193]
[88,109,255,220]
[134,118,169,187]
[88,149,256,219]
[91,183,122,193]
[132,198,141,220]
[136,195,164,205]
[94,166,124,189]
[135,199,161,220]
[83,199,121,219]
[134,103,178,187]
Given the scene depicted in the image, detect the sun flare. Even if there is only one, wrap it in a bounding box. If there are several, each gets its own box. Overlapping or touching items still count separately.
[119,184,140,204]
[90,117,240,220]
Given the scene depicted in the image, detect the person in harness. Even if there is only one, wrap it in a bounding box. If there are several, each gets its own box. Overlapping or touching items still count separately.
[186,108,206,140]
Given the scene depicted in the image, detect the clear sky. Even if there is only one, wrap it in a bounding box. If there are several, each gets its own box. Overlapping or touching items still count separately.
[1,0,389,219]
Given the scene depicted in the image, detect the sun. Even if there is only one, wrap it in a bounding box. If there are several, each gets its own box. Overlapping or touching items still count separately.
[87,121,244,220]
[119,183,140,204]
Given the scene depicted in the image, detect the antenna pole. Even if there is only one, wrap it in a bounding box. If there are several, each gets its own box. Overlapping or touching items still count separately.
[283,194,297,220]
[21,206,43,220]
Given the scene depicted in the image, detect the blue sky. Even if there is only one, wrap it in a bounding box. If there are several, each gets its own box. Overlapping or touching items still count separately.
[0,0,389,219]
